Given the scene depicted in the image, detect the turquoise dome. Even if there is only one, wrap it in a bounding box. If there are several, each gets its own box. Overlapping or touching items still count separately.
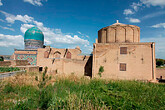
[24,27,44,41]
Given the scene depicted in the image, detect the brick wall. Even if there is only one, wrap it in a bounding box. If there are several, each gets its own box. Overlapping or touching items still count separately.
[0,60,30,67]
[156,68,165,79]
[0,61,11,66]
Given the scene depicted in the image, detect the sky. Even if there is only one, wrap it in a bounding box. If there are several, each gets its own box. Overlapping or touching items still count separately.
[0,0,165,59]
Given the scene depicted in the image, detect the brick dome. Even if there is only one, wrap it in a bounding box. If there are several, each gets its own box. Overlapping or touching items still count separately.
[98,21,140,43]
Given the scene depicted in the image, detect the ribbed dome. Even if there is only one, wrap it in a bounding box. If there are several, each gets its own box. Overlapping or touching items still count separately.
[24,27,44,41]
[98,21,140,43]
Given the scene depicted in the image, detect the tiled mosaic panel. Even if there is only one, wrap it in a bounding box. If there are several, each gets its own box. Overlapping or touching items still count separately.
[16,55,37,65]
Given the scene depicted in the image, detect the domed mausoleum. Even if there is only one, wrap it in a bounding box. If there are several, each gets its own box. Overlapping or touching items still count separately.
[12,27,44,65]
[93,21,156,80]
[24,27,44,49]
[12,21,157,81]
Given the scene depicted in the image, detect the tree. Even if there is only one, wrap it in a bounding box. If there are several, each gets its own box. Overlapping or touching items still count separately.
[156,59,164,67]
[0,56,4,61]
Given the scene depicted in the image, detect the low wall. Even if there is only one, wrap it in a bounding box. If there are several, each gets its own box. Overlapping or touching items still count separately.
[0,61,11,66]
[38,57,92,77]
[15,60,30,66]
[17,66,39,73]
[0,60,30,67]
[156,68,165,79]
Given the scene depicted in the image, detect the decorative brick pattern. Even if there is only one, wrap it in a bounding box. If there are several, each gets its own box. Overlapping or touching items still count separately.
[16,55,37,65]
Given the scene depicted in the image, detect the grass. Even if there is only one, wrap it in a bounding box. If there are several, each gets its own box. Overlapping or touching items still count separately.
[0,67,20,73]
[0,72,165,110]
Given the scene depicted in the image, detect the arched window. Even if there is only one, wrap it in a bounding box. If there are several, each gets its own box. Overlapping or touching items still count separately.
[66,51,71,59]
[44,51,49,58]
[54,51,61,58]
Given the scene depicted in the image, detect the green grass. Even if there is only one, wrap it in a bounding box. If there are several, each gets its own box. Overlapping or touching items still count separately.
[0,67,20,73]
[0,75,165,110]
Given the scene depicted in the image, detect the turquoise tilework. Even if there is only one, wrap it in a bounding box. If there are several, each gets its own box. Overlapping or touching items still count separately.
[16,55,37,65]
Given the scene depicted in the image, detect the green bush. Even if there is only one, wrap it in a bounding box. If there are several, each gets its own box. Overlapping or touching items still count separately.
[98,66,104,77]
[0,67,20,73]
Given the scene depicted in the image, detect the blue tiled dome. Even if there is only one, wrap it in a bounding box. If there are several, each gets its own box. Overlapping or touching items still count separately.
[24,27,44,41]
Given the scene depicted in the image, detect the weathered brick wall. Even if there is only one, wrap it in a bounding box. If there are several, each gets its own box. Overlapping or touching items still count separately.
[0,60,30,67]
[37,48,92,76]
[15,60,30,66]
[156,68,165,79]
[0,61,11,66]
[92,43,155,80]
[25,66,39,72]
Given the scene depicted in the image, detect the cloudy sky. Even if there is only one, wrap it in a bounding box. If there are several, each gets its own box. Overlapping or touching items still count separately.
[0,0,165,59]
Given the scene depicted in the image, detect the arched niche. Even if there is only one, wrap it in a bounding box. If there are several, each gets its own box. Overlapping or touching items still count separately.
[54,51,61,58]
[66,51,71,59]
[44,51,49,58]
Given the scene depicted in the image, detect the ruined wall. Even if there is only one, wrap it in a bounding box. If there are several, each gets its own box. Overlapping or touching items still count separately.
[0,60,30,67]
[37,48,92,76]
[14,60,30,66]
[0,61,11,66]
[92,43,155,80]
[39,47,81,60]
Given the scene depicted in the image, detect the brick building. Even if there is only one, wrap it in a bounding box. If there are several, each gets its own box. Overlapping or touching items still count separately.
[12,21,156,81]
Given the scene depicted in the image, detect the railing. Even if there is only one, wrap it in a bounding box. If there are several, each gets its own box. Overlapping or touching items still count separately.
[0,70,25,79]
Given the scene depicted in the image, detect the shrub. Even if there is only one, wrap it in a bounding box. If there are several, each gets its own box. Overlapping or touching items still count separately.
[0,56,4,61]
[0,67,20,73]
[98,66,104,77]
[35,67,52,109]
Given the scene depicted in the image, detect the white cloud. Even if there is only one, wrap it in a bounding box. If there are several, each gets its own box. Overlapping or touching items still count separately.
[0,34,23,47]
[0,11,92,53]
[77,31,82,34]
[0,0,2,6]
[20,24,35,33]
[0,11,34,24]
[151,23,165,28]
[0,25,15,31]
[23,0,47,6]
[123,9,134,15]
[131,2,142,11]
[142,11,165,20]
[77,31,89,38]
[123,0,165,17]
[140,0,165,7]
[0,0,3,6]
[126,17,141,23]
[141,36,165,59]
[20,23,92,53]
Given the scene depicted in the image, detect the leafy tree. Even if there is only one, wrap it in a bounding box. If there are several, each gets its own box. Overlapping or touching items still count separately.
[0,56,4,61]
[156,59,164,67]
